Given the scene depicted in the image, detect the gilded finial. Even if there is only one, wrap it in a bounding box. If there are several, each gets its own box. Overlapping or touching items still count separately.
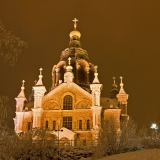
[36,68,43,85]
[94,65,98,73]
[39,68,43,75]
[22,80,25,87]
[112,77,116,84]
[92,65,100,83]
[34,80,37,85]
[66,57,73,72]
[68,57,71,65]
[119,76,126,94]
[120,76,123,87]
[72,18,78,30]
[21,80,25,90]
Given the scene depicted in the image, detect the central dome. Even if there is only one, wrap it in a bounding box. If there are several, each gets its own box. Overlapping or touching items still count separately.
[69,30,81,38]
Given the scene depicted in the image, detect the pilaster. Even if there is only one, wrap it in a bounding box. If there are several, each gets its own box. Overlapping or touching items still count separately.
[32,108,43,128]
[33,86,46,108]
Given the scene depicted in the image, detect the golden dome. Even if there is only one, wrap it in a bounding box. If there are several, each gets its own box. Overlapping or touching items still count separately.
[69,30,81,38]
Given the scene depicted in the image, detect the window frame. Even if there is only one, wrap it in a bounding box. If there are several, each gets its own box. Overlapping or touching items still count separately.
[63,116,72,130]
[45,120,49,129]
[86,120,90,130]
[28,122,31,130]
[53,120,56,130]
[79,120,82,130]
[63,95,73,110]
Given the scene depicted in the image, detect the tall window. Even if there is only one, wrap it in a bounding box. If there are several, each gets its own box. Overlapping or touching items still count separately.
[46,121,49,129]
[86,120,90,130]
[28,122,31,130]
[63,95,72,110]
[53,120,56,130]
[79,120,82,130]
[63,117,72,129]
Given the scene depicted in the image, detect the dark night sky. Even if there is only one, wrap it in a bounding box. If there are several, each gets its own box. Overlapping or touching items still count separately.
[0,0,160,128]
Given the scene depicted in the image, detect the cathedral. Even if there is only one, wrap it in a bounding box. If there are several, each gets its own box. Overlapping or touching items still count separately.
[13,19,129,146]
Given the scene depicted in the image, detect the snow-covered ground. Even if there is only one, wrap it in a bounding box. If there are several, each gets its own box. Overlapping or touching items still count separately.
[81,149,160,160]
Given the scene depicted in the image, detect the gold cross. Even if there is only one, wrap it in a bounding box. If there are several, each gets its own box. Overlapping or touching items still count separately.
[72,18,78,29]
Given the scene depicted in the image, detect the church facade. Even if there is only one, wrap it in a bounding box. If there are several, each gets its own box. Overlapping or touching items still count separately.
[13,19,129,146]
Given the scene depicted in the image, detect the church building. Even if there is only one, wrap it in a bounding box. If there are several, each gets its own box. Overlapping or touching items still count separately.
[13,19,129,146]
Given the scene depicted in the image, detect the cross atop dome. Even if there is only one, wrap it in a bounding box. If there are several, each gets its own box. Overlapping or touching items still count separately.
[70,18,81,38]
[72,18,78,29]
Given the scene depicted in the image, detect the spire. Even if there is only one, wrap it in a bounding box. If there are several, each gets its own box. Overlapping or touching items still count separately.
[110,77,119,99]
[92,66,100,84]
[112,77,118,88]
[119,76,126,94]
[36,68,43,85]
[17,80,26,99]
[66,57,73,72]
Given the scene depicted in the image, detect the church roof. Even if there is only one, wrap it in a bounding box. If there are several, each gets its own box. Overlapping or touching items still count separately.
[101,97,119,109]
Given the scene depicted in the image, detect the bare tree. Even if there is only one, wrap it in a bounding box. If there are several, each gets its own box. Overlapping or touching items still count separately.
[0,96,13,127]
[0,22,28,127]
[0,21,27,66]
[92,117,139,159]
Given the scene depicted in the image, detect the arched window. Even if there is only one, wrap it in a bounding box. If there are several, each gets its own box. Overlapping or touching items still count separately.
[28,122,31,130]
[53,120,56,130]
[63,95,73,110]
[79,120,82,130]
[46,121,49,129]
[86,120,90,130]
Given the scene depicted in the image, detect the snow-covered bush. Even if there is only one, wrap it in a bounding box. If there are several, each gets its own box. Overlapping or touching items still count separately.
[0,127,93,160]
[0,127,58,159]
[60,146,93,160]
[139,127,160,149]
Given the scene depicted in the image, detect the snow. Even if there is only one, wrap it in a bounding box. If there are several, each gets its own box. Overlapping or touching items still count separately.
[81,149,160,160]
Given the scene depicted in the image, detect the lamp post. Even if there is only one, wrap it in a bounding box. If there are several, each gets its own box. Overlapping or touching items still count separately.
[150,123,158,139]
[54,121,63,160]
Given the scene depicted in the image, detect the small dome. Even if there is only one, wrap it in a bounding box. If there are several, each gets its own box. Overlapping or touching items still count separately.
[112,83,118,88]
[69,30,81,38]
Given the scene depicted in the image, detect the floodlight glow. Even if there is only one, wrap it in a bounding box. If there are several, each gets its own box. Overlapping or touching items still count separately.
[150,123,158,130]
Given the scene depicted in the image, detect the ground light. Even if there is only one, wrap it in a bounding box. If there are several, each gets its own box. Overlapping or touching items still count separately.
[150,123,158,139]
